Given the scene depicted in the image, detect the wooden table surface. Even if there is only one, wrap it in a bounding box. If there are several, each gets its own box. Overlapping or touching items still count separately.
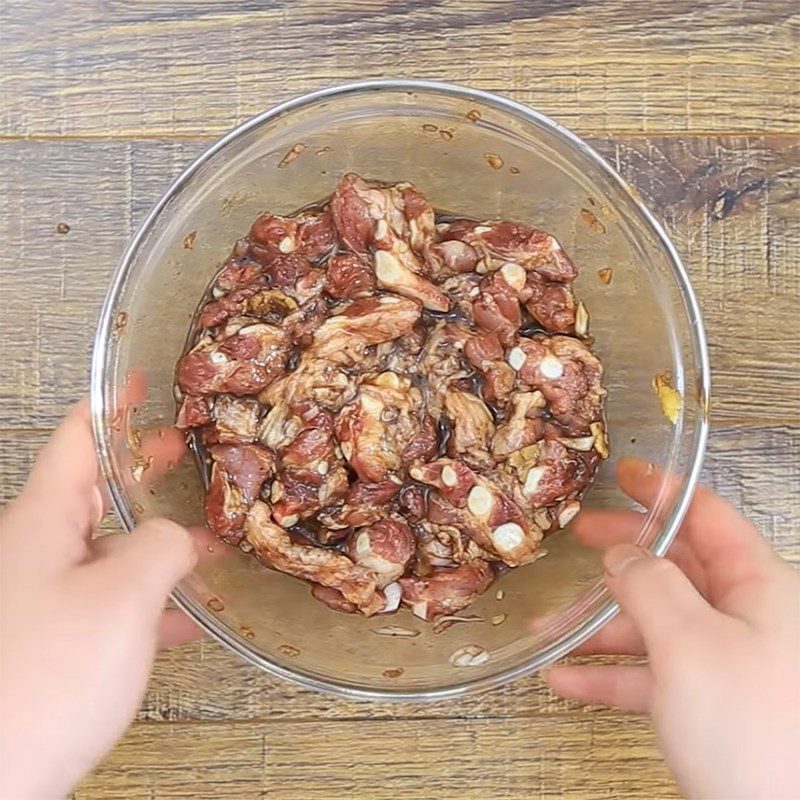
[1,2,798,798]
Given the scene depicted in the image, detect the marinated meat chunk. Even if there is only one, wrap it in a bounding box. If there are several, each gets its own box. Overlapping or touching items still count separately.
[244,289,300,323]
[511,334,605,434]
[261,356,357,413]
[331,173,447,310]
[310,583,358,614]
[318,479,402,533]
[491,391,546,459]
[331,173,434,263]
[419,321,474,415]
[210,444,275,505]
[415,526,459,570]
[423,489,542,568]
[426,238,480,279]
[336,372,436,482]
[402,413,438,463]
[259,400,305,452]
[311,294,423,361]
[205,461,248,544]
[524,273,576,333]
[464,331,516,406]
[269,461,349,527]
[176,172,607,621]
[261,295,422,411]
[177,323,289,397]
[345,518,416,588]
[283,295,328,347]
[410,459,544,566]
[249,211,335,265]
[208,396,261,444]
[245,501,384,615]
[269,409,349,526]
[325,253,376,299]
[398,183,437,256]
[414,521,492,572]
[215,259,264,293]
[442,388,495,469]
[439,218,577,283]
[176,394,212,429]
[472,265,525,345]
[400,561,494,621]
[374,323,426,374]
[373,249,449,311]
[398,483,427,522]
[469,260,576,337]
[265,256,326,305]
[204,443,275,543]
[220,219,322,291]
[507,436,599,509]
[199,282,269,328]
[438,272,483,320]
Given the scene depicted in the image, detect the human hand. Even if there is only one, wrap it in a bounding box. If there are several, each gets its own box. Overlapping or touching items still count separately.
[0,400,200,799]
[546,459,800,800]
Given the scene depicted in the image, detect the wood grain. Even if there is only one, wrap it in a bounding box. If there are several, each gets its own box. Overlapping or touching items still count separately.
[73,715,678,800]
[1,1,797,139]
[1,135,797,429]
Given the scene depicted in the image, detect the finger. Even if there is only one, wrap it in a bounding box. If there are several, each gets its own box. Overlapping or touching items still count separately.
[157,608,205,649]
[5,399,103,568]
[572,509,709,597]
[684,486,780,613]
[604,543,719,668]
[87,374,152,521]
[617,458,779,616]
[666,539,709,599]
[90,423,188,538]
[137,426,189,487]
[615,457,679,512]
[95,524,220,561]
[90,518,197,613]
[571,508,645,549]
[545,664,653,712]
[190,525,228,561]
[106,367,187,500]
[120,369,149,407]
[27,400,99,508]
[571,613,644,656]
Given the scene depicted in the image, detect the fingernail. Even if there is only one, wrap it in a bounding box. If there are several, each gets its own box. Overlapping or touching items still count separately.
[604,543,647,576]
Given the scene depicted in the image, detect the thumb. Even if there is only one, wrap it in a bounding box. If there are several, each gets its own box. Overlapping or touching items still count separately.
[96,518,197,611]
[603,544,717,664]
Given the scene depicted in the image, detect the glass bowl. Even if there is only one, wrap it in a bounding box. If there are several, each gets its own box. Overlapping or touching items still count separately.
[91,80,709,700]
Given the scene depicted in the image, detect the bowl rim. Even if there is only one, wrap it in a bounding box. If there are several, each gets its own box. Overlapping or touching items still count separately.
[91,77,710,702]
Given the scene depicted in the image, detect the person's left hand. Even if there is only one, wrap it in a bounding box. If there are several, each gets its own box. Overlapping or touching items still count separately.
[0,400,201,799]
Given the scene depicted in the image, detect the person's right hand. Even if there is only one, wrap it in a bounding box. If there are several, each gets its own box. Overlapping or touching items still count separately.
[546,459,800,800]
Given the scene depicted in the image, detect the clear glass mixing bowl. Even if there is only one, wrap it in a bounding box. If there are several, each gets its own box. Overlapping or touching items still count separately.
[91,80,709,700]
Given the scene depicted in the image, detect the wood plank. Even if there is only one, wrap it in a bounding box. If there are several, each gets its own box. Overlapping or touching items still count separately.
[1,135,797,429]
[0,139,204,427]
[3,424,796,726]
[600,134,800,425]
[1,1,797,139]
[73,715,678,800]
[72,722,264,800]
